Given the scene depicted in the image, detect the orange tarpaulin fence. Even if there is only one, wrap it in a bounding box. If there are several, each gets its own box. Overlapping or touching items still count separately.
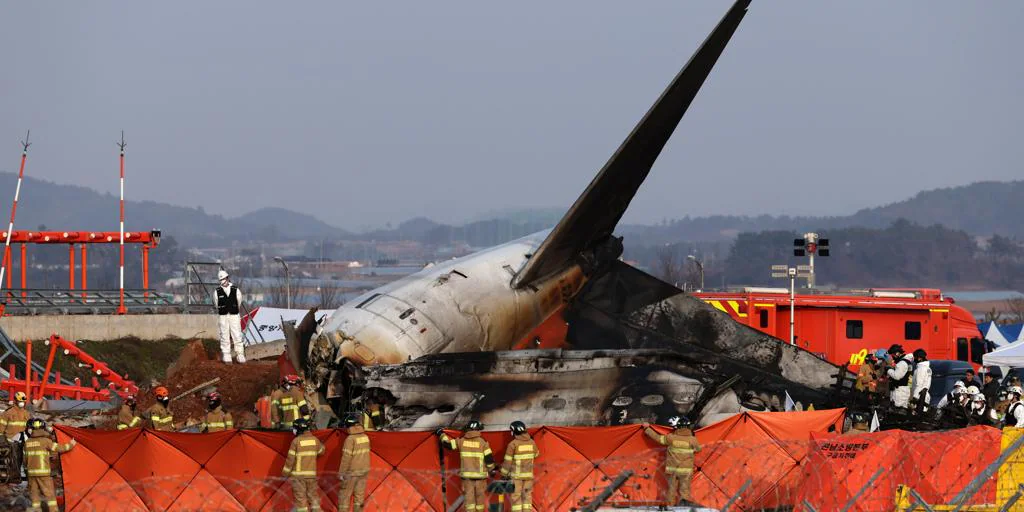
[52,410,1000,511]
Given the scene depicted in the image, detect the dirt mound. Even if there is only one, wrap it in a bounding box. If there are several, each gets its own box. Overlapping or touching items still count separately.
[138,360,279,428]
[166,339,209,380]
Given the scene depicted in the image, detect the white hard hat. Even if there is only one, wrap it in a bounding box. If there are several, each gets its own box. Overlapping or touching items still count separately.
[967,386,980,395]
[218,270,229,280]
[972,393,986,402]
[1010,386,1024,396]
[953,381,966,389]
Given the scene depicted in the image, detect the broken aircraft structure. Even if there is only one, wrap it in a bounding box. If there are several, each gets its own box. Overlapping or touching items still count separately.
[283,0,860,430]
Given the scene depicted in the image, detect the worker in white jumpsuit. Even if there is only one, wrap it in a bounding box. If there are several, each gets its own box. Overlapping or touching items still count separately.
[213,269,246,364]
[911,348,932,411]
[1007,386,1024,428]
[886,344,916,409]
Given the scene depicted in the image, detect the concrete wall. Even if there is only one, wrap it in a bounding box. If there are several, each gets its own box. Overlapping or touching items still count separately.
[0,314,219,342]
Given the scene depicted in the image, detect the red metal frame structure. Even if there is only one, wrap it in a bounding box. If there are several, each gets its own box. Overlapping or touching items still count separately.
[0,229,160,315]
[0,334,138,401]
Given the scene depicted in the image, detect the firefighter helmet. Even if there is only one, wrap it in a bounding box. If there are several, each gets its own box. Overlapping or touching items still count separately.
[292,417,311,435]
[967,386,980,396]
[126,394,137,405]
[466,419,483,431]
[510,421,527,435]
[207,391,222,409]
[665,415,692,429]
[154,387,169,399]
[972,393,987,403]
[14,391,27,402]
[27,418,45,432]
[282,375,301,387]
[1010,386,1024,398]
[342,413,360,427]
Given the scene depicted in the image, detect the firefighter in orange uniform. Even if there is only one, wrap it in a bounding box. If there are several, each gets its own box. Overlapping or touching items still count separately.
[271,375,309,430]
[438,420,495,512]
[283,418,324,512]
[201,391,234,432]
[500,421,539,512]
[1,391,31,441]
[116,394,142,430]
[338,413,371,512]
[145,387,174,431]
[23,418,76,512]
[644,416,701,507]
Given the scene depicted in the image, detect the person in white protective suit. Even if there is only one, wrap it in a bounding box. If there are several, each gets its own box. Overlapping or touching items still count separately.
[886,344,916,408]
[1007,386,1024,428]
[910,348,932,411]
[213,269,246,364]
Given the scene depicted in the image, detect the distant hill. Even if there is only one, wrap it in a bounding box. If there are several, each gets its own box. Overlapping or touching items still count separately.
[0,173,346,246]
[619,180,1024,244]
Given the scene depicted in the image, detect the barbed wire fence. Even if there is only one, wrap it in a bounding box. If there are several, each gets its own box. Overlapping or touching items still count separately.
[3,427,1024,511]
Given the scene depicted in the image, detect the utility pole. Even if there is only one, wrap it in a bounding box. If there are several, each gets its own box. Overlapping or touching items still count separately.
[793,233,830,289]
[771,264,811,345]
[274,256,291,309]
[687,254,704,291]
[117,132,127,314]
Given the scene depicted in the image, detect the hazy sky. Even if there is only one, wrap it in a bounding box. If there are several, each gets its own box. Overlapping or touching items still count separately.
[0,1,1020,231]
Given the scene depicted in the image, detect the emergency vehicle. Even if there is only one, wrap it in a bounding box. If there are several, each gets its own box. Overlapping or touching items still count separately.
[692,288,988,369]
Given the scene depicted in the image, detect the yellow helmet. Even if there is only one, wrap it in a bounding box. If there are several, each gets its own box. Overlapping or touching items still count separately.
[14,391,27,402]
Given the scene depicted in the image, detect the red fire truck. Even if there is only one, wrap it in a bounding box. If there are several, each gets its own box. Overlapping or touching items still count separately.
[691,288,987,369]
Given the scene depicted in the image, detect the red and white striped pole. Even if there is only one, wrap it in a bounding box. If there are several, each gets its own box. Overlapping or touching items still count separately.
[117,132,127,315]
[0,131,31,316]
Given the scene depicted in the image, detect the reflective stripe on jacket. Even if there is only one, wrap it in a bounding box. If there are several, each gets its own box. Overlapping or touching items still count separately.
[147,403,174,431]
[339,426,371,476]
[0,406,30,438]
[24,433,74,477]
[500,434,539,479]
[116,405,141,430]
[202,407,234,432]
[645,427,700,474]
[283,432,324,478]
[441,431,494,480]
[271,388,308,426]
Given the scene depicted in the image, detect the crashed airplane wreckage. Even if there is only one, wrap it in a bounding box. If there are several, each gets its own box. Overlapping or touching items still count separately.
[280,0,886,430]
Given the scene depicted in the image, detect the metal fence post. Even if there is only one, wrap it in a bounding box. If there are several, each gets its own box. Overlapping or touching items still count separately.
[721,479,752,512]
[840,467,885,512]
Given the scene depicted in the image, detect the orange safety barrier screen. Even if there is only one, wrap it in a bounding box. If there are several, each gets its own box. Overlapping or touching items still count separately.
[794,425,1000,512]
[52,410,999,511]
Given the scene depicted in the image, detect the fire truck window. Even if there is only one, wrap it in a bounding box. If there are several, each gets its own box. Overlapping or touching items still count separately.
[759,309,769,328]
[846,320,863,339]
[904,321,921,340]
[956,338,968,361]
[971,337,986,365]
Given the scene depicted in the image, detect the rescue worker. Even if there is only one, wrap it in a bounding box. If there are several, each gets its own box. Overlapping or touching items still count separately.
[116,394,142,430]
[338,413,371,512]
[936,382,967,409]
[910,348,932,411]
[146,387,174,431]
[361,398,383,431]
[23,418,76,512]
[886,344,916,408]
[644,416,701,507]
[0,391,31,441]
[438,420,496,512]
[854,354,880,393]
[968,392,998,426]
[201,391,234,432]
[283,418,324,512]
[213,269,246,364]
[271,375,309,430]
[255,390,273,429]
[1006,386,1024,428]
[500,421,539,512]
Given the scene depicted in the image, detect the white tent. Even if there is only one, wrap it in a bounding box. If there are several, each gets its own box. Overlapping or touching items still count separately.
[983,340,1024,367]
[980,322,1010,346]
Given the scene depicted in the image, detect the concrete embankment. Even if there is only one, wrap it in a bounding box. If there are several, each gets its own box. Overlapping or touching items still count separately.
[0,314,218,342]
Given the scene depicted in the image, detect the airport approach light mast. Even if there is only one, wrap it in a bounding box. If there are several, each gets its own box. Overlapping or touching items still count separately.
[117,132,127,315]
[0,131,31,316]
[793,233,829,288]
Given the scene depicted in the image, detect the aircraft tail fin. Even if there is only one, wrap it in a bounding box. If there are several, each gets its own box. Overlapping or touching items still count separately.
[512,0,751,289]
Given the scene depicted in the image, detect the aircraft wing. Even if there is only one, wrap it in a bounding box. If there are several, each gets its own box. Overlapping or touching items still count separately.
[512,0,751,289]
